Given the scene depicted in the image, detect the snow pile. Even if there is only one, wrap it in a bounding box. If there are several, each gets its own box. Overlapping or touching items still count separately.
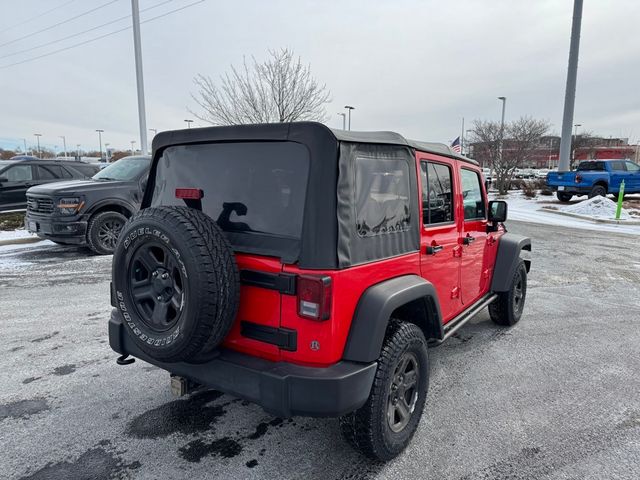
[562,196,630,220]
[0,228,37,241]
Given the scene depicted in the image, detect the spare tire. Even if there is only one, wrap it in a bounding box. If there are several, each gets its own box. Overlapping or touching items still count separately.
[112,206,239,363]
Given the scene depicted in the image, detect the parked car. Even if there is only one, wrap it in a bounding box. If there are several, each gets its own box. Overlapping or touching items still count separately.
[0,157,100,212]
[108,122,531,461]
[25,155,150,253]
[546,159,640,202]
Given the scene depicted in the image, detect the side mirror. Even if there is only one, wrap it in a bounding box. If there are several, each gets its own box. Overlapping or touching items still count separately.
[488,200,508,223]
[0,177,7,183]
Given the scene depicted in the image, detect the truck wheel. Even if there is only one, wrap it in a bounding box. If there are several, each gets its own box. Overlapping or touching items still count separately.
[87,211,128,254]
[489,259,527,327]
[339,321,429,461]
[588,185,607,198]
[111,206,239,363]
[556,192,573,202]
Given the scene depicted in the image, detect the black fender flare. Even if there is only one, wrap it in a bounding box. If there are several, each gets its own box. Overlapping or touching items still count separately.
[491,233,531,292]
[342,275,443,363]
[86,198,136,217]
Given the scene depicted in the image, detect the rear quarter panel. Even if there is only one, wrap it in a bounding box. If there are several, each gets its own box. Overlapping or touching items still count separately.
[282,253,421,367]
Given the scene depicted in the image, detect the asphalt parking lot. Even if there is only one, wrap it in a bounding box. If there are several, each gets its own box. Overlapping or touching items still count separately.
[1,221,639,480]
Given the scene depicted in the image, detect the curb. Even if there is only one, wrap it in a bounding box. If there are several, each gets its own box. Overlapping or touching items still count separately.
[0,236,43,247]
[539,207,640,225]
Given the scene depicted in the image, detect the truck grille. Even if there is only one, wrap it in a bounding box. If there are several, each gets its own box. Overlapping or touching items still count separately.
[27,196,54,214]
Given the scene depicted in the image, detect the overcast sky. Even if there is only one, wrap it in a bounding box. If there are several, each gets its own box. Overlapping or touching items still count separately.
[0,0,638,153]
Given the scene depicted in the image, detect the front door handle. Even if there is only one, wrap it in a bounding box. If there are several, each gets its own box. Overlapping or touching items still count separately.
[463,235,476,245]
[426,245,444,255]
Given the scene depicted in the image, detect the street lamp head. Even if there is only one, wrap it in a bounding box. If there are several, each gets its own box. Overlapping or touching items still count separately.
[95,129,104,133]
[574,123,582,127]
[344,105,355,110]
[498,96,506,101]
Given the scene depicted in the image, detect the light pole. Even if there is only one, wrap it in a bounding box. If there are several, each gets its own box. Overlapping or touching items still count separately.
[104,143,111,162]
[59,136,67,158]
[34,133,42,158]
[131,0,148,155]
[572,123,581,164]
[131,140,136,155]
[184,119,194,129]
[558,0,583,172]
[337,113,346,130]
[344,106,355,130]
[76,144,81,160]
[96,129,104,161]
[496,96,506,178]
[22,138,27,154]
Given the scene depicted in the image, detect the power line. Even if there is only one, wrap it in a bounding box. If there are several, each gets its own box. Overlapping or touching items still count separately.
[0,0,205,70]
[0,0,78,35]
[0,0,174,61]
[0,0,121,49]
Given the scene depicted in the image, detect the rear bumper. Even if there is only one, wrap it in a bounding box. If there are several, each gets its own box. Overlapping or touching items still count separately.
[25,213,87,244]
[548,185,591,195]
[108,310,376,418]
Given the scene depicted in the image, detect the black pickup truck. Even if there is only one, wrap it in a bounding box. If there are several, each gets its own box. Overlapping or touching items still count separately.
[25,155,150,254]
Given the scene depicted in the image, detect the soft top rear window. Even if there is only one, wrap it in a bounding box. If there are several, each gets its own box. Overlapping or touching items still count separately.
[152,142,310,259]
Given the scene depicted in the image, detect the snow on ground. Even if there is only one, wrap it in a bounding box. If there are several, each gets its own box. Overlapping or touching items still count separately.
[0,228,37,242]
[562,196,630,219]
[0,239,55,270]
[493,191,640,235]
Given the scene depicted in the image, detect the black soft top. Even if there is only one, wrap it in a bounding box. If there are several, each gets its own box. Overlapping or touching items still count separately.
[147,122,476,269]
[151,121,478,166]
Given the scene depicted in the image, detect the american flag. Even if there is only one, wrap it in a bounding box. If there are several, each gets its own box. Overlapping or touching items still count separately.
[451,136,461,154]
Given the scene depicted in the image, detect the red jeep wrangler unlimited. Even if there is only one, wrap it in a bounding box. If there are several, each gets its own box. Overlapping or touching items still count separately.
[109,122,531,460]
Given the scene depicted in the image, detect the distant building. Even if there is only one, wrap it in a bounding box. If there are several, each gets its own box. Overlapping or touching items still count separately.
[468,136,639,168]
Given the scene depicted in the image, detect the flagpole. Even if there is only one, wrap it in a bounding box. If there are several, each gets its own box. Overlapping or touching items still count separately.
[460,117,465,155]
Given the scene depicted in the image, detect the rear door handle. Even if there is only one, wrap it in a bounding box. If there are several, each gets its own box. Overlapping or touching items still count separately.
[426,245,444,255]
[463,235,476,245]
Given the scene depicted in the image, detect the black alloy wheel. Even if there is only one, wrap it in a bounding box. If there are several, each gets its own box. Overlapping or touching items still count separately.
[128,241,185,332]
[387,352,420,433]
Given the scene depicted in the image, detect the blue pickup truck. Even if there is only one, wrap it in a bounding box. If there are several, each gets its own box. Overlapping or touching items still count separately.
[546,159,640,202]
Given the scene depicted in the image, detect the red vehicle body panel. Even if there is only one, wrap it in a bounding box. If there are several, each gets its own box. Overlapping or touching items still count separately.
[222,151,501,367]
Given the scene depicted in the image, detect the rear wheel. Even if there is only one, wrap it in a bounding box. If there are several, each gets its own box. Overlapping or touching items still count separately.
[489,259,527,326]
[588,184,607,199]
[111,206,239,363]
[556,192,573,202]
[87,211,127,254]
[340,321,429,461]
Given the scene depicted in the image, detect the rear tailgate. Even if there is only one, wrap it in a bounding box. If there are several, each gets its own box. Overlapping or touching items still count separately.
[222,253,285,362]
[546,171,577,188]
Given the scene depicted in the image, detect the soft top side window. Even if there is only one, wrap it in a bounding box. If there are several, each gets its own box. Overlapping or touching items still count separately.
[355,156,411,237]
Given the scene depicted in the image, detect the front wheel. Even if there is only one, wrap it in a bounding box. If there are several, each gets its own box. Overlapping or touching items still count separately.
[489,259,527,326]
[87,211,128,254]
[339,321,429,461]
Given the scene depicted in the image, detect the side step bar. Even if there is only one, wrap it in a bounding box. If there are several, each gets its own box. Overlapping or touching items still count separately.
[434,293,498,345]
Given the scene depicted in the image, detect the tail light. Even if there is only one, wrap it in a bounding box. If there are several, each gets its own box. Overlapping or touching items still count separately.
[575,174,583,184]
[297,275,332,320]
[175,188,203,199]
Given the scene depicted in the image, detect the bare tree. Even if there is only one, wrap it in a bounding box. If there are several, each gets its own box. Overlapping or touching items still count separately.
[191,49,331,125]
[469,117,550,194]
